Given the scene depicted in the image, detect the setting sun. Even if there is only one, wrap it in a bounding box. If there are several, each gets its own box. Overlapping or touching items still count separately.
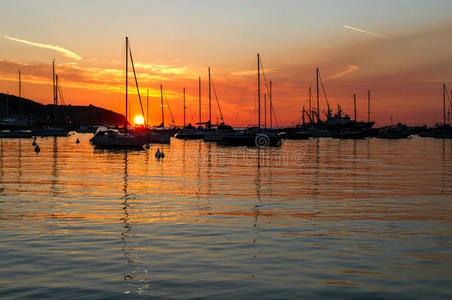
[134,115,144,125]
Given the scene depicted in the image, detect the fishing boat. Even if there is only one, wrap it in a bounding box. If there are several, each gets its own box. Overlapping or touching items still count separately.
[90,37,147,148]
[222,54,282,147]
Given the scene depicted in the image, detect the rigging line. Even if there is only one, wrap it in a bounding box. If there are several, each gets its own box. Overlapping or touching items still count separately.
[270,100,279,127]
[259,58,280,127]
[259,58,271,96]
[318,71,330,111]
[128,42,146,124]
[211,79,224,122]
[56,79,68,123]
[163,87,175,124]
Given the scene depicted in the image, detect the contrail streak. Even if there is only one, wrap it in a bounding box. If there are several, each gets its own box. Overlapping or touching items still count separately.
[343,25,387,39]
[3,35,82,60]
[330,65,359,79]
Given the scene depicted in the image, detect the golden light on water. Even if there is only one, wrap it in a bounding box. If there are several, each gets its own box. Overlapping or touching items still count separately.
[134,115,144,125]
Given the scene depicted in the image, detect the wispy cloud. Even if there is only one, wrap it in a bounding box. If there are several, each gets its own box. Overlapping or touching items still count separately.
[3,35,82,61]
[343,25,387,39]
[329,65,359,79]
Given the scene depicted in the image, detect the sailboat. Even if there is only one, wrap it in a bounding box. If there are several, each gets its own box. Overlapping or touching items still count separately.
[176,76,208,139]
[139,84,174,144]
[33,61,69,137]
[418,84,452,138]
[90,37,148,148]
[222,54,282,147]
[202,67,235,142]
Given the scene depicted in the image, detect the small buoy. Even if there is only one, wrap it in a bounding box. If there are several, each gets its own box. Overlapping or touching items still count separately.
[161,151,165,159]
[144,143,150,150]
[76,138,80,144]
[34,145,40,153]
[32,140,36,146]
[155,148,161,159]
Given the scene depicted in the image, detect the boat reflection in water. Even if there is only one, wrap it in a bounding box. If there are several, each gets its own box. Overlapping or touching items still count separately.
[0,135,451,298]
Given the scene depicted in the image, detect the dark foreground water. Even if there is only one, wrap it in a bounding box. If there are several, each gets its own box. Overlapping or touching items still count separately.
[0,135,451,299]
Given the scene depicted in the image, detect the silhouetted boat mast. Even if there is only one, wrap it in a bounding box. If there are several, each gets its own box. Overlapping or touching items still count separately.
[264,93,267,128]
[368,89,371,123]
[316,67,320,124]
[258,53,261,128]
[198,76,201,124]
[183,87,186,127]
[18,70,21,98]
[125,37,129,131]
[270,80,272,128]
[444,83,446,126]
[160,84,164,127]
[208,67,211,127]
[354,93,357,122]
[146,88,149,126]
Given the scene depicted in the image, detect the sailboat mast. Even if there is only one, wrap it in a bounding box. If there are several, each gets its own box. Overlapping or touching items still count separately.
[270,80,272,129]
[18,71,21,98]
[146,88,149,126]
[183,87,186,127]
[264,93,267,128]
[208,67,211,126]
[368,89,370,123]
[316,68,319,124]
[54,74,59,124]
[125,37,128,130]
[55,74,59,104]
[258,53,261,128]
[309,86,311,122]
[302,106,305,125]
[354,93,357,122]
[52,60,56,105]
[160,84,164,128]
[443,83,446,126]
[198,76,201,124]
[18,70,22,118]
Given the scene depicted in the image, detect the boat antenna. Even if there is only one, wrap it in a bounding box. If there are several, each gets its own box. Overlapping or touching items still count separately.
[354,93,357,122]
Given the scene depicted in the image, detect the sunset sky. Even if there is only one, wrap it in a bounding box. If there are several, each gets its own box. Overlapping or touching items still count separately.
[1,0,452,126]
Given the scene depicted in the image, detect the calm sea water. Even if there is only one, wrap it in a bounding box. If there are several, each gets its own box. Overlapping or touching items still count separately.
[0,135,451,299]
